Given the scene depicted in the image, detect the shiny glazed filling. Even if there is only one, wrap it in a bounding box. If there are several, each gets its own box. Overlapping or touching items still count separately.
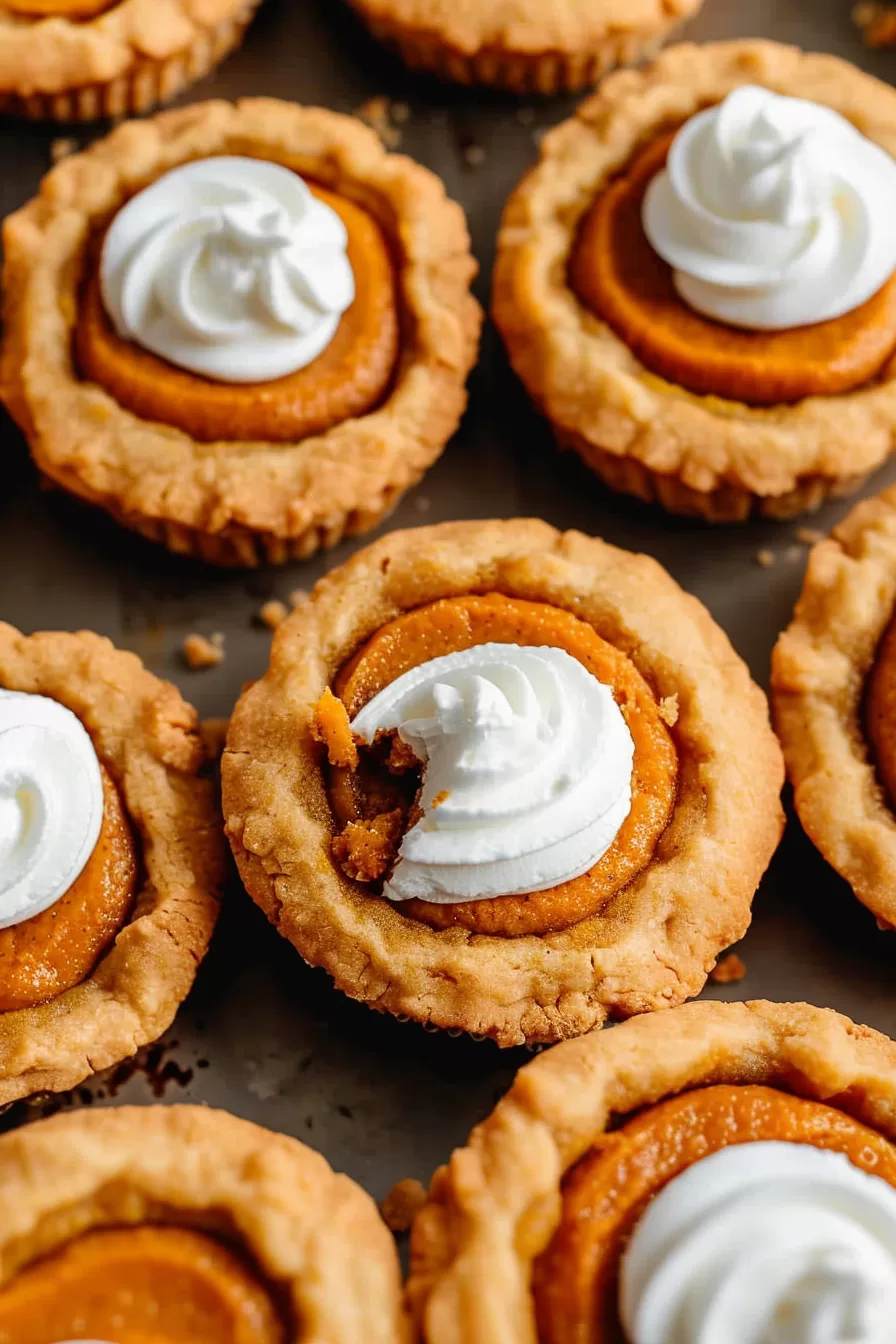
[321,593,678,937]
[0,1225,286,1344]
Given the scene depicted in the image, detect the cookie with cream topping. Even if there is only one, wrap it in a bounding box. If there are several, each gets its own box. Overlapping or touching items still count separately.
[222,519,784,1046]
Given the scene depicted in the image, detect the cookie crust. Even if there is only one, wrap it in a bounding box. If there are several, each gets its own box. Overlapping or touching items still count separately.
[0,624,222,1105]
[0,0,259,120]
[492,40,896,522]
[345,0,702,94]
[0,99,482,566]
[222,519,784,1047]
[771,484,896,928]
[0,1105,409,1344]
[407,999,896,1344]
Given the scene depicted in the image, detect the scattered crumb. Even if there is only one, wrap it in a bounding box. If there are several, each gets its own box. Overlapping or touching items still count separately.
[855,2,896,45]
[391,101,411,124]
[312,688,359,768]
[756,548,776,569]
[659,694,679,728]
[332,810,404,882]
[182,632,224,670]
[516,106,536,126]
[357,95,402,148]
[387,735,420,774]
[380,1178,427,1233]
[431,789,451,809]
[413,495,432,513]
[710,952,747,984]
[50,137,77,163]
[795,526,824,545]
[199,717,229,759]
[258,598,288,630]
[289,588,310,608]
[785,544,804,562]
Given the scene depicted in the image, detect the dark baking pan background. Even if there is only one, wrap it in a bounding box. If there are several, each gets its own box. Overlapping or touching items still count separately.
[1,0,895,1203]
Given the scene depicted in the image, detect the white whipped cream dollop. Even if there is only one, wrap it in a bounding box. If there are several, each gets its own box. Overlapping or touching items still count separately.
[642,86,896,330]
[620,1141,896,1344]
[0,689,104,930]
[101,156,355,383]
[350,643,634,903]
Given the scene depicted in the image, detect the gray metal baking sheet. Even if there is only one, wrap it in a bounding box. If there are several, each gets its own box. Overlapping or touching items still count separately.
[2,0,896,1208]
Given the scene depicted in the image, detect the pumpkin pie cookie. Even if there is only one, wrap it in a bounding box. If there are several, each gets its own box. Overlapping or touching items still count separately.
[0,99,481,566]
[771,482,896,931]
[344,0,703,95]
[408,999,896,1343]
[0,0,260,122]
[0,1104,409,1343]
[222,519,784,1047]
[0,622,222,1106]
[493,40,896,522]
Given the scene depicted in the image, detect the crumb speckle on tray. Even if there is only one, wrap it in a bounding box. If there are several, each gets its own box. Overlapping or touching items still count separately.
[258,598,289,630]
[380,1177,427,1233]
[710,952,747,984]
[182,632,225,669]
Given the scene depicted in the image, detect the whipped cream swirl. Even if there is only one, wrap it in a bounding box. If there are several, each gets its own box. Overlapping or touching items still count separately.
[101,156,355,383]
[350,643,634,903]
[642,86,896,330]
[620,1141,896,1344]
[0,689,104,930]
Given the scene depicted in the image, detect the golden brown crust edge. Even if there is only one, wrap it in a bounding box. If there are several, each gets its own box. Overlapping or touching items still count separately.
[492,39,896,521]
[0,1104,410,1344]
[222,519,784,1047]
[0,624,223,1105]
[0,99,482,566]
[345,0,701,94]
[407,999,896,1344]
[0,0,259,116]
[771,484,896,928]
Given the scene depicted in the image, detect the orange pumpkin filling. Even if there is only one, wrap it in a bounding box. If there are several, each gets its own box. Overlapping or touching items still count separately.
[5,0,116,13]
[0,1225,285,1344]
[76,182,400,444]
[323,594,677,937]
[569,131,896,405]
[0,762,138,1012]
[866,609,896,810]
[533,1083,896,1344]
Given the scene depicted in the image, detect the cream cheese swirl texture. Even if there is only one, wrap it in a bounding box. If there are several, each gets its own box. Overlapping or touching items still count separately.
[642,86,896,330]
[350,643,634,902]
[0,689,104,930]
[620,1141,896,1344]
[101,157,355,384]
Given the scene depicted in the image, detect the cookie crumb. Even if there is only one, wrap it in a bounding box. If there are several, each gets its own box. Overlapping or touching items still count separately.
[289,588,310,608]
[357,96,402,148]
[659,694,679,728]
[755,548,776,568]
[50,137,77,163]
[855,2,896,44]
[258,599,289,630]
[183,633,224,670]
[380,1178,427,1233]
[710,952,747,984]
[464,144,486,168]
[332,809,404,882]
[387,734,420,774]
[795,526,824,545]
[199,716,229,758]
[431,789,451,808]
[312,688,359,769]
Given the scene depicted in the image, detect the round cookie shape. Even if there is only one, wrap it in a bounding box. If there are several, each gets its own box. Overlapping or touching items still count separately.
[222,519,784,1047]
[771,482,896,931]
[0,1105,409,1344]
[0,99,481,567]
[344,0,704,94]
[493,39,896,522]
[407,1000,896,1343]
[0,0,261,121]
[0,623,222,1106]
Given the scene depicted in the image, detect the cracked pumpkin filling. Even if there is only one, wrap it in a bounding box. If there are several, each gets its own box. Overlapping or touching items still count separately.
[314,593,678,938]
[533,1082,896,1343]
[76,180,400,445]
[0,1225,285,1344]
[569,128,896,407]
[0,757,138,1012]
